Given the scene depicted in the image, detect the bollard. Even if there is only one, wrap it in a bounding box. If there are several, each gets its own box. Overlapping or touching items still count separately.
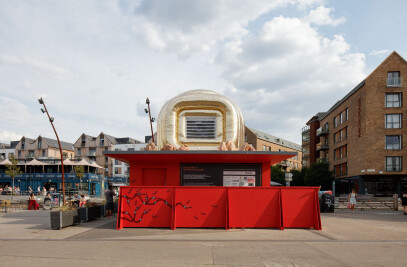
[393,194,398,211]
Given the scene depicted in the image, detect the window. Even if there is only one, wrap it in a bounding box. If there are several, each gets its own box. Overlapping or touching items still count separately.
[334,116,339,128]
[18,151,21,158]
[115,159,119,165]
[100,137,104,147]
[21,142,25,149]
[42,150,46,157]
[386,156,401,171]
[385,93,402,108]
[387,72,401,87]
[128,148,135,151]
[385,135,402,150]
[115,167,119,175]
[77,148,81,156]
[385,114,402,128]
[186,116,216,139]
[38,140,42,149]
[345,108,348,121]
[105,156,108,164]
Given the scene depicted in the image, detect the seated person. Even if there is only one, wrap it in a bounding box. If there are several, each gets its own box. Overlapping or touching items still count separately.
[28,193,39,210]
[79,195,87,207]
[72,194,80,207]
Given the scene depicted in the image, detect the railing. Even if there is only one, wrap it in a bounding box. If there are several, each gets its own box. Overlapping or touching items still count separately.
[386,77,402,87]
[86,152,96,156]
[302,125,310,133]
[317,158,329,164]
[316,143,329,151]
[316,127,329,136]
[0,172,102,181]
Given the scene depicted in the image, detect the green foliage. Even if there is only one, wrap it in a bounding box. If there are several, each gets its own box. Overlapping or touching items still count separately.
[5,155,22,178]
[291,167,307,186]
[304,161,333,190]
[270,165,285,185]
[74,165,85,179]
[5,155,22,190]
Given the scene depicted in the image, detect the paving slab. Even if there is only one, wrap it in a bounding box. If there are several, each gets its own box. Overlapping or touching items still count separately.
[0,209,406,266]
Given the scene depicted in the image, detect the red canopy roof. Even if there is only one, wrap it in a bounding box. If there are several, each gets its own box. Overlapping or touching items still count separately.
[104,151,296,165]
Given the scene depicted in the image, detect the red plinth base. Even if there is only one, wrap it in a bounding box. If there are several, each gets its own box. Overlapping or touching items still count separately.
[116,186,322,230]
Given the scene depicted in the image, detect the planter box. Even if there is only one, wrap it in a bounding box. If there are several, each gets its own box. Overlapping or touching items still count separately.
[87,206,101,221]
[50,209,80,230]
[99,205,106,217]
[78,207,88,222]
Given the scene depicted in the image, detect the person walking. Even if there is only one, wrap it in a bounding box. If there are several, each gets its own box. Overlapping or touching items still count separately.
[348,188,357,213]
[402,191,407,215]
[37,186,41,195]
[105,185,116,218]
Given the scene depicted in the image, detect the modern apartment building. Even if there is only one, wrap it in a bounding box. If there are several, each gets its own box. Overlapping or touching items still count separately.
[301,112,326,167]
[73,133,143,177]
[14,136,74,161]
[303,51,407,196]
[0,142,17,160]
[245,127,302,171]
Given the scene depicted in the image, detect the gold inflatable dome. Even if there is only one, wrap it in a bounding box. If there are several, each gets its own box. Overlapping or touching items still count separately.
[157,89,245,150]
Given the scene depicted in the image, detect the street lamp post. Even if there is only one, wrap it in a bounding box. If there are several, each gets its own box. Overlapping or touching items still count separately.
[145,98,155,144]
[38,97,66,203]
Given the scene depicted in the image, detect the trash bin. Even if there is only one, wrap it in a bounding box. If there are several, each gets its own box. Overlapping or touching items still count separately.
[320,193,335,213]
[52,193,62,207]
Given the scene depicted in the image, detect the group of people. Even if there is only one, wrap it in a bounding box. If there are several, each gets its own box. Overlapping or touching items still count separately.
[0,185,21,194]
[347,188,407,215]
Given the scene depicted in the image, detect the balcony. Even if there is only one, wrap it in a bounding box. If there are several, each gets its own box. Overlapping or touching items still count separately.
[302,125,310,133]
[316,143,329,151]
[86,152,96,157]
[387,77,402,87]
[317,158,329,164]
[316,127,329,136]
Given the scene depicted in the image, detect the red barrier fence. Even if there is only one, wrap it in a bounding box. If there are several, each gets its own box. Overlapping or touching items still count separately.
[117,186,321,230]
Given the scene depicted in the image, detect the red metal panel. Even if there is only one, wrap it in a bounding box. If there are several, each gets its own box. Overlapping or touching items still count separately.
[228,188,282,229]
[174,187,227,228]
[281,187,321,230]
[118,186,173,228]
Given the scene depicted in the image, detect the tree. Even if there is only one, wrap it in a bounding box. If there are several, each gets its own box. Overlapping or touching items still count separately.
[270,165,285,185]
[74,165,85,194]
[5,155,23,192]
[304,161,333,190]
[291,167,307,186]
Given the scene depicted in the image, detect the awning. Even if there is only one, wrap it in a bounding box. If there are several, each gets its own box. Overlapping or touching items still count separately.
[89,161,104,169]
[0,159,12,165]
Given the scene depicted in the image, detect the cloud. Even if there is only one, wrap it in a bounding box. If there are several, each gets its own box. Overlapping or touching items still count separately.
[0,131,22,144]
[129,0,323,58]
[369,49,392,57]
[216,15,366,143]
[304,6,346,26]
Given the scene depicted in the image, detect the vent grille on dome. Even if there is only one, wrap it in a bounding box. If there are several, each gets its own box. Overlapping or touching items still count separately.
[186,116,216,139]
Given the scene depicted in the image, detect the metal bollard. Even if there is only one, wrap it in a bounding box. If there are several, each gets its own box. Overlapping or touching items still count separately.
[393,194,399,211]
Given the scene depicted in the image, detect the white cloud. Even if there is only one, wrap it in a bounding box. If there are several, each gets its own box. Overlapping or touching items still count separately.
[0,131,22,144]
[129,0,323,58]
[369,49,392,57]
[304,5,346,26]
[217,15,366,143]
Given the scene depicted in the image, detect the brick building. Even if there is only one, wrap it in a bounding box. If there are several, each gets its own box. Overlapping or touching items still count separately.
[245,127,302,171]
[303,51,407,196]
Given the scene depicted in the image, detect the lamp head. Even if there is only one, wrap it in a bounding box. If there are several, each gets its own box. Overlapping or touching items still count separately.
[41,108,45,113]
[144,108,148,113]
[151,118,155,122]
[50,117,54,122]
[146,97,150,104]
[38,98,43,104]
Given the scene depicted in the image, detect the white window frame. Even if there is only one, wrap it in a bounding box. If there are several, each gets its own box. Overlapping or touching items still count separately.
[385,114,402,129]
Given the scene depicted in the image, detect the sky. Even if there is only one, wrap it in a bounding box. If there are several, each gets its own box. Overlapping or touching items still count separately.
[1,0,407,145]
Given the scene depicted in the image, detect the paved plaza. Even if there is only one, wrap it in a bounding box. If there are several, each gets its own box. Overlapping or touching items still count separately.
[0,209,406,266]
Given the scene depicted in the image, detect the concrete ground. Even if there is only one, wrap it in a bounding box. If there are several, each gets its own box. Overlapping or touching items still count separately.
[0,209,406,266]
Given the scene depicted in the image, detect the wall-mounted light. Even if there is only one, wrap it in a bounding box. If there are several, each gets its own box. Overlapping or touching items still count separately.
[41,108,45,113]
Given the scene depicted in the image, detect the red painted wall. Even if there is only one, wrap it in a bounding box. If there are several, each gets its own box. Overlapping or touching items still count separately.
[117,186,321,230]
